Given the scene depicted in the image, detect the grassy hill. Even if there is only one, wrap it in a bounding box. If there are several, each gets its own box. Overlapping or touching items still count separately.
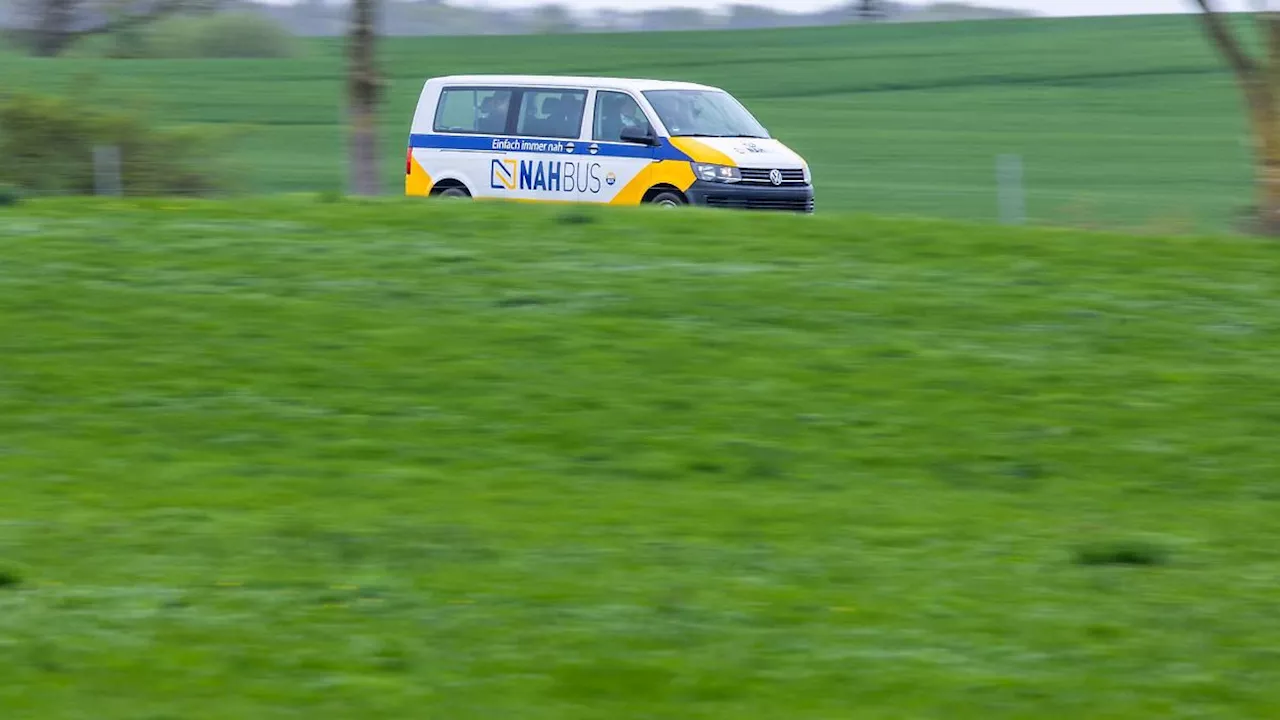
[2,197,1279,717]
[0,15,1258,232]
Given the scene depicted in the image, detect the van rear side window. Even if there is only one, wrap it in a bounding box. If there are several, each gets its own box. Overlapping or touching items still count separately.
[434,87,514,135]
[516,89,587,140]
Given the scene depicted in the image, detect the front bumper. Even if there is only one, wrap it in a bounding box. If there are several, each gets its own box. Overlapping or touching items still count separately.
[686,181,815,214]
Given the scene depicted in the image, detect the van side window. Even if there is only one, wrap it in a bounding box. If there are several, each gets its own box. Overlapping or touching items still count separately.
[516,89,587,139]
[594,91,651,143]
[434,87,514,135]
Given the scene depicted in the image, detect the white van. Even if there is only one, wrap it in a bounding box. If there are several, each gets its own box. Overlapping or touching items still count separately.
[406,75,814,213]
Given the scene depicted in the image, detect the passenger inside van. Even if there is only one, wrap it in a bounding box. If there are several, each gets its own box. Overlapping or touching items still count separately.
[539,97,563,136]
[477,93,509,133]
[519,94,580,138]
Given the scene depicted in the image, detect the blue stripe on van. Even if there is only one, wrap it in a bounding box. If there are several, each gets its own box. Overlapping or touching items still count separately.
[408,133,692,162]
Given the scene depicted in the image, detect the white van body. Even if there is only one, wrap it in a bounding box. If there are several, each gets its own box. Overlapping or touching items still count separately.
[406,75,814,213]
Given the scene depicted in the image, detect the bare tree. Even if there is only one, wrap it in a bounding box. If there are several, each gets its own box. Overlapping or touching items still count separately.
[530,3,576,34]
[13,0,217,57]
[347,0,381,196]
[856,0,885,21]
[1192,1,1280,233]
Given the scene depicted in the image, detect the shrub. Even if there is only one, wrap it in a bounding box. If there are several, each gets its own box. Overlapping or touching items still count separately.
[0,565,22,589]
[56,13,298,59]
[0,92,235,197]
[141,13,299,59]
[0,184,21,207]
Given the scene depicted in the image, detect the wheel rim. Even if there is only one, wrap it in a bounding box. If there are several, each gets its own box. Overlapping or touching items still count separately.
[657,199,679,208]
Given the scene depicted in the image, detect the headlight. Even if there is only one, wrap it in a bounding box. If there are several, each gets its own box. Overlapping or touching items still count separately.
[803,164,812,184]
[692,163,741,183]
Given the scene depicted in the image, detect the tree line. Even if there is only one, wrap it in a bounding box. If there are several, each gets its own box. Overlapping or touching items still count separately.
[2,0,1030,56]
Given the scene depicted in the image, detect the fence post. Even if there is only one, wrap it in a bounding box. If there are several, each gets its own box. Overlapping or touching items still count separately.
[94,146,122,197]
[997,153,1025,226]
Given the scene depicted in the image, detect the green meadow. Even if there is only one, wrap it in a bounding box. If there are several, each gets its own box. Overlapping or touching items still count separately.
[1,197,1279,717]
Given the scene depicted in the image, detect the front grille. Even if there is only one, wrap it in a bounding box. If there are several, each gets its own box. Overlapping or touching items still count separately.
[705,195,815,213]
[739,168,807,185]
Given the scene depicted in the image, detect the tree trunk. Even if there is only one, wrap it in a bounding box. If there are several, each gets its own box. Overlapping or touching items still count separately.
[33,0,77,57]
[1193,2,1280,234]
[347,0,381,196]
[349,105,379,197]
[1247,98,1280,234]
[1256,12,1280,234]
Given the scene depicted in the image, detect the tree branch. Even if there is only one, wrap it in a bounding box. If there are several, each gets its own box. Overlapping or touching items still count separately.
[1192,0,1259,80]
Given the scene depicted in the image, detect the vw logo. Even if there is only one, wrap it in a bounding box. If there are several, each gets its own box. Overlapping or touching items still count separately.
[769,169,784,186]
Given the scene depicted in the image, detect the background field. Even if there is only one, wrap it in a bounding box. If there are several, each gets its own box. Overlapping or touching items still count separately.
[2,198,1280,717]
[0,15,1258,232]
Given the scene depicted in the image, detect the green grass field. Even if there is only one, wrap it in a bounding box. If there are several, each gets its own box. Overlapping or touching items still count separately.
[0,15,1260,232]
[2,197,1280,717]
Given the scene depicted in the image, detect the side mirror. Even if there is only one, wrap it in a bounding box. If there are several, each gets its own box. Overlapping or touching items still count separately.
[620,125,657,146]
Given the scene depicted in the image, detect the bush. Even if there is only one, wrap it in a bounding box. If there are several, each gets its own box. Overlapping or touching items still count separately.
[0,564,22,589]
[0,93,235,197]
[136,13,298,59]
[0,184,21,207]
[57,13,298,59]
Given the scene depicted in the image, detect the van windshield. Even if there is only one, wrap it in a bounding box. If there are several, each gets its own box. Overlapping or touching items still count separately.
[642,90,769,139]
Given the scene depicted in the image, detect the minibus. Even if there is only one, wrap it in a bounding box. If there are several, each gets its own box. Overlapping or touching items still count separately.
[406,74,814,213]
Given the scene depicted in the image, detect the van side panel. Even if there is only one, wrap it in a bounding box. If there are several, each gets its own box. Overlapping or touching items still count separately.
[608,159,696,205]
[408,79,726,205]
[407,81,442,196]
[411,84,595,202]
[577,89,701,205]
[406,154,433,196]
[575,89,646,205]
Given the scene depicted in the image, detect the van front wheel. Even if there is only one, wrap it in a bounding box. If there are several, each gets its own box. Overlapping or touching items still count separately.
[437,186,471,200]
[649,191,685,208]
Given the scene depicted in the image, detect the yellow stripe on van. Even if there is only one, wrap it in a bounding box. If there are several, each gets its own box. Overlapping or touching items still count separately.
[406,156,433,196]
[610,160,697,206]
[668,138,737,168]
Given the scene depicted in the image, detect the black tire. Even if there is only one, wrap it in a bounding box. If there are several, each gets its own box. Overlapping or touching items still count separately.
[436,186,471,199]
[648,191,685,208]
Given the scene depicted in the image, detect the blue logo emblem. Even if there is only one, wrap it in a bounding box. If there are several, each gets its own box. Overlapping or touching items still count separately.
[491,159,517,190]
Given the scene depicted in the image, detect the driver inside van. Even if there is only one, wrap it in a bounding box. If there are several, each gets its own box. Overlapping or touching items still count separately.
[648,94,693,136]
[597,94,649,142]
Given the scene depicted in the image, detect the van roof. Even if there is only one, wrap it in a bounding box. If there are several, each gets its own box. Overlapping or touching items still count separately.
[425,74,723,93]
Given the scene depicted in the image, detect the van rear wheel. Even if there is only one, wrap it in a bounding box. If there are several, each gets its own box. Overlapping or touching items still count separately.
[649,191,685,208]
